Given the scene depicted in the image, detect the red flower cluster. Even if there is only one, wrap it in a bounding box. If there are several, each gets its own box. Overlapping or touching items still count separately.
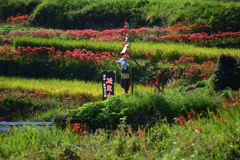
[6,13,29,23]
[0,45,116,65]
[158,31,240,43]
[183,60,215,80]
[65,123,89,137]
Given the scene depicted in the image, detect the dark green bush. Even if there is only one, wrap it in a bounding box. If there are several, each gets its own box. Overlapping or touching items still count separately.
[68,93,167,131]
[213,53,240,91]
[0,58,113,81]
[195,79,208,87]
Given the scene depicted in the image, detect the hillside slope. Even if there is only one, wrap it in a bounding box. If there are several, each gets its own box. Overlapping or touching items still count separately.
[0,0,239,31]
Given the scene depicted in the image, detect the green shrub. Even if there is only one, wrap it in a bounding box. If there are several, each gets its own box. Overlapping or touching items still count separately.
[195,79,208,87]
[67,91,221,131]
[213,53,240,91]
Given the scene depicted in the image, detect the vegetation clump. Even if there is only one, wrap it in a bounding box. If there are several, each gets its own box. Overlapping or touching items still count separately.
[68,91,221,131]
[213,53,240,91]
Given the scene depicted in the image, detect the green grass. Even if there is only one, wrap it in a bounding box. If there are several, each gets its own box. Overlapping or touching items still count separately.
[18,104,74,122]
[0,96,239,159]
[0,76,162,101]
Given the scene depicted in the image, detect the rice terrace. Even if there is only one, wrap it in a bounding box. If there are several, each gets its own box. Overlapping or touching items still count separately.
[0,0,240,159]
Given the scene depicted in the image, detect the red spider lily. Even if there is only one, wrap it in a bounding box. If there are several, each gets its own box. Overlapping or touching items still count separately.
[156,70,161,75]
[165,58,169,63]
[82,131,88,134]
[121,54,130,59]
[146,52,153,57]
[234,93,239,98]
[1,46,116,65]
[218,115,226,122]
[6,14,29,24]
[218,117,226,122]
[178,116,185,122]
[137,129,143,135]
[233,101,240,106]
[11,21,238,43]
[186,111,193,115]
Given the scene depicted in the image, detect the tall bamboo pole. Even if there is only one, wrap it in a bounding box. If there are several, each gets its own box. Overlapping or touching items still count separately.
[124,22,162,93]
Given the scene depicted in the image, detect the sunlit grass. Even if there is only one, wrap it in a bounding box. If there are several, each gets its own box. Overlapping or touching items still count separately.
[0,76,169,101]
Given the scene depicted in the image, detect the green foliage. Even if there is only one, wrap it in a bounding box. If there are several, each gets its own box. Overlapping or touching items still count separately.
[0,25,46,34]
[195,79,208,87]
[1,0,240,31]
[59,145,79,159]
[0,57,119,82]
[213,53,240,90]
[68,90,221,131]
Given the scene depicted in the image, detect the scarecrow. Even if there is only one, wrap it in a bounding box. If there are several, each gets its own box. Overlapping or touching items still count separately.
[117,57,130,93]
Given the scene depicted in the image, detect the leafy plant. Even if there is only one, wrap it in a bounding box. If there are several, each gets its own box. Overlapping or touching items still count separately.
[213,53,240,90]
